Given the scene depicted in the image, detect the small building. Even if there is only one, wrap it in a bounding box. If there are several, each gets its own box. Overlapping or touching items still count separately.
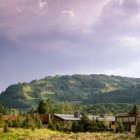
[113,115,140,133]
[54,112,80,126]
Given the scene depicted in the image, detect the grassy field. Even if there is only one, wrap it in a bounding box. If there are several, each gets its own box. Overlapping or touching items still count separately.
[0,128,138,140]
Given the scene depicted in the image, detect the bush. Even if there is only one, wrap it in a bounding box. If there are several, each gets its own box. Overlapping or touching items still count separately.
[3,123,9,133]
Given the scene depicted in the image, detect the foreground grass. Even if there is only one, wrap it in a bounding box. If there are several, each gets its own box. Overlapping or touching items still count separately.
[0,128,138,140]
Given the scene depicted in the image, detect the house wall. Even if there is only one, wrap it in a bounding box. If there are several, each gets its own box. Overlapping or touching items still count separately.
[31,114,50,124]
[115,115,139,132]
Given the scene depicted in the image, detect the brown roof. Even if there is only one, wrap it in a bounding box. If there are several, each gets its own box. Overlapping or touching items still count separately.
[3,115,17,121]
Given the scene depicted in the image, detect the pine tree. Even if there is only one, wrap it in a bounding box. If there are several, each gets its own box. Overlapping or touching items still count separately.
[37,99,47,114]
[136,120,140,138]
[129,105,139,116]
[23,115,35,129]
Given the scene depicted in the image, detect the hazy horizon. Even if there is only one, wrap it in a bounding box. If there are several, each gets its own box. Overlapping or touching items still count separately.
[1,0,140,92]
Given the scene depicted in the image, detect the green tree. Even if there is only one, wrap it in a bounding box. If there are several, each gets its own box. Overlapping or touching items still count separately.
[129,105,139,116]
[136,120,140,138]
[13,120,20,128]
[17,116,23,128]
[46,99,54,114]
[37,99,47,114]
[103,117,110,130]
[48,117,55,130]
[36,114,42,129]
[23,115,35,129]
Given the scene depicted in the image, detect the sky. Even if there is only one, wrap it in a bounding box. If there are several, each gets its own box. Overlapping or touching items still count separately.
[1,0,140,92]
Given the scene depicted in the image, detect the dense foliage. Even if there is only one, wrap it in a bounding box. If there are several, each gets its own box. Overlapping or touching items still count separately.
[84,103,140,115]
[1,74,140,109]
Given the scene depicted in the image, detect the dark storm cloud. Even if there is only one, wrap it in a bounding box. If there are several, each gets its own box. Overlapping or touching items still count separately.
[1,0,140,91]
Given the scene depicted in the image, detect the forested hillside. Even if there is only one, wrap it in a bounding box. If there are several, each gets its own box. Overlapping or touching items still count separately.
[0,74,140,109]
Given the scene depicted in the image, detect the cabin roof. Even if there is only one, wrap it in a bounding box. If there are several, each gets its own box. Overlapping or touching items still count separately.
[54,114,115,122]
[3,115,17,121]
[54,114,81,121]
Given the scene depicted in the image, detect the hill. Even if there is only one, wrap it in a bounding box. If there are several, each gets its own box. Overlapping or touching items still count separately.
[0,74,140,109]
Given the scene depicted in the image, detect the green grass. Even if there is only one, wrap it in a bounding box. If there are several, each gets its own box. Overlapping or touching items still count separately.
[0,128,137,140]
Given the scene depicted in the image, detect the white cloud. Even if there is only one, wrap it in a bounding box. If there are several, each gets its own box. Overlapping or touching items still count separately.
[62,10,75,18]
[38,0,47,10]
[119,0,124,5]
[103,62,140,78]
[34,0,48,15]
[119,36,140,50]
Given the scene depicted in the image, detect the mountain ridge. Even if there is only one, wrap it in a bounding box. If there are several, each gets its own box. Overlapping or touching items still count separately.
[1,74,140,109]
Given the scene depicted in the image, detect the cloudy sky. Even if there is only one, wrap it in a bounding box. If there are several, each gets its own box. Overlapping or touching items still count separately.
[1,0,140,91]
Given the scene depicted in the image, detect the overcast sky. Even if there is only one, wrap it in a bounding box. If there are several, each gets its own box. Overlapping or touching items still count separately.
[1,0,140,92]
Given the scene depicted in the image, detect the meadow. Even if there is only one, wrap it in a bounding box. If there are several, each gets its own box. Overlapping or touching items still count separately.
[0,128,138,140]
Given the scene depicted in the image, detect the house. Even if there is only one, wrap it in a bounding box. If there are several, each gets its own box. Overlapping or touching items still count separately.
[113,114,140,133]
[54,112,81,126]
[54,112,115,127]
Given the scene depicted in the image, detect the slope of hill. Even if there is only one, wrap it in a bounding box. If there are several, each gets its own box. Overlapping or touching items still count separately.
[0,74,140,109]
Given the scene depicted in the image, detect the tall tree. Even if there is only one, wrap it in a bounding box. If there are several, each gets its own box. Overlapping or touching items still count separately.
[37,99,47,114]
[103,117,110,130]
[129,105,139,116]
